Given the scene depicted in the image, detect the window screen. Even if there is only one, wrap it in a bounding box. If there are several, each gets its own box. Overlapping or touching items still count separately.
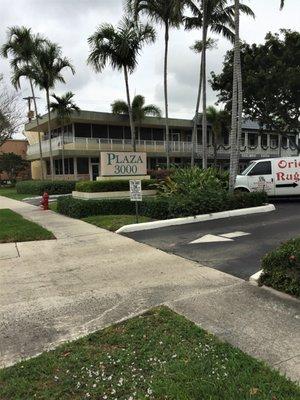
[77,158,89,174]
[248,161,272,176]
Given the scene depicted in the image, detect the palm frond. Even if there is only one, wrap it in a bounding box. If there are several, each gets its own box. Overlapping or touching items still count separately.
[111,100,129,114]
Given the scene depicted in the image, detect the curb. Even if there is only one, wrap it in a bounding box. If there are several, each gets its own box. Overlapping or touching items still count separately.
[249,269,263,285]
[23,194,70,201]
[116,203,276,234]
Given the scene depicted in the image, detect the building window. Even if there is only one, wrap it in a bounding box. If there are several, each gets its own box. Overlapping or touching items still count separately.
[124,126,131,140]
[77,157,89,174]
[92,124,108,139]
[140,128,152,140]
[261,134,268,146]
[108,125,123,139]
[248,133,258,147]
[64,158,74,174]
[281,136,288,147]
[152,128,164,141]
[46,160,51,175]
[55,159,63,175]
[91,157,99,164]
[270,135,278,148]
[75,123,91,138]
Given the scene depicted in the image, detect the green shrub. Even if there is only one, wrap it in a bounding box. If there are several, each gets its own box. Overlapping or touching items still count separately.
[75,179,156,193]
[57,191,268,220]
[16,180,77,195]
[259,238,300,297]
[57,196,134,218]
[156,167,228,197]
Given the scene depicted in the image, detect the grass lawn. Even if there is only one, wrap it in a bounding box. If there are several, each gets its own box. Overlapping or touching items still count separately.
[82,214,152,231]
[0,209,54,243]
[0,187,32,201]
[49,201,58,212]
[0,307,298,400]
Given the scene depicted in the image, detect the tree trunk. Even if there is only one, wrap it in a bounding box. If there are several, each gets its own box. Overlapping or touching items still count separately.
[213,132,218,167]
[191,46,203,167]
[61,126,65,179]
[234,31,243,179]
[229,0,240,192]
[28,76,44,180]
[164,21,170,169]
[123,66,136,152]
[201,4,208,170]
[46,89,54,181]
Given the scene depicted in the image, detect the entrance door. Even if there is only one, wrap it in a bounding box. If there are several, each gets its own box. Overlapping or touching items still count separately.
[92,164,99,181]
[247,160,275,195]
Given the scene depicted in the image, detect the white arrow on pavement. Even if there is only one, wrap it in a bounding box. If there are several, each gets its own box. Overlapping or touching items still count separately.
[190,234,234,244]
[189,231,250,244]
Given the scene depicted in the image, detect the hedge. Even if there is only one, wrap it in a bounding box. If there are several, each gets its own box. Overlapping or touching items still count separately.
[259,238,300,298]
[16,180,77,195]
[75,179,156,193]
[57,190,268,220]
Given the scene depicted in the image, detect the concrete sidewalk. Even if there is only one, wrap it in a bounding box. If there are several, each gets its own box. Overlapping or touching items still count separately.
[0,195,299,382]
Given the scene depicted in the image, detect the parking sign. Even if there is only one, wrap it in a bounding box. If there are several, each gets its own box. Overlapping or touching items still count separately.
[130,180,142,202]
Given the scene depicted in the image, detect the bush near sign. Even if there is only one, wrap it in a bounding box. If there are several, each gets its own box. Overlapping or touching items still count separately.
[100,151,147,177]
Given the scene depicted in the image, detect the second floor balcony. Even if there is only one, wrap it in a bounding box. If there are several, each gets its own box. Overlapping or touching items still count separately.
[26,135,299,160]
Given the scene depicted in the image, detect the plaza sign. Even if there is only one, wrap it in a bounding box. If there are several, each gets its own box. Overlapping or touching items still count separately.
[100,151,147,177]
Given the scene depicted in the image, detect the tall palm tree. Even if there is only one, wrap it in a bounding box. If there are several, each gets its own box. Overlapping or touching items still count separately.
[1,26,47,179]
[185,0,254,168]
[206,106,230,166]
[189,36,217,166]
[111,94,161,143]
[229,0,242,191]
[88,17,155,152]
[50,92,80,179]
[127,0,186,168]
[13,42,75,180]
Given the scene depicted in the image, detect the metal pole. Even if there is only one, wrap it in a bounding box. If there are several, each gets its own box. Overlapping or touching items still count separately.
[135,201,139,224]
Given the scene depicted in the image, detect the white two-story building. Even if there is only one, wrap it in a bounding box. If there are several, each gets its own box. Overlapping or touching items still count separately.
[24,110,299,180]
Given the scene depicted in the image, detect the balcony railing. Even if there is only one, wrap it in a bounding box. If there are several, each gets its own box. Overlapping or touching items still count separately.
[27,136,298,158]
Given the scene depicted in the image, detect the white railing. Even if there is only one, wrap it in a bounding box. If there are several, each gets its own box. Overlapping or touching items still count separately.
[27,136,298,158]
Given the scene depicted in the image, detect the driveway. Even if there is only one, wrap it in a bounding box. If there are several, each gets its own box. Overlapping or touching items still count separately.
[0,196,299,382]
[124,200,300,279]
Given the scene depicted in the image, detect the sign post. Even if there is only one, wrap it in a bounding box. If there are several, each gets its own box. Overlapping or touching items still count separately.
[130,180,142,223]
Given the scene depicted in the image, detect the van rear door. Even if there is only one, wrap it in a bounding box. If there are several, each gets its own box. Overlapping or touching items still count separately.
[247,160,275,195]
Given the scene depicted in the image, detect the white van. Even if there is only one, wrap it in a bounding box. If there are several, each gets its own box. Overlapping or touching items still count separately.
[235,157,300,196]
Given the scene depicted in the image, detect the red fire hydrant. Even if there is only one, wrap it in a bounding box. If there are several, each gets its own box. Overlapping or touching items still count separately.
[40,191,49,210]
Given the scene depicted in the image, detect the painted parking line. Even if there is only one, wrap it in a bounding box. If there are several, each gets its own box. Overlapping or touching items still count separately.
[189,231,250,244]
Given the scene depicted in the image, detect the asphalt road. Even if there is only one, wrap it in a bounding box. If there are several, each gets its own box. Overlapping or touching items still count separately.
[124,200,300,280]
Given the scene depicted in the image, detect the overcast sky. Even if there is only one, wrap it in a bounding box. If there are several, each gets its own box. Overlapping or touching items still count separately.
[0,0,298,138]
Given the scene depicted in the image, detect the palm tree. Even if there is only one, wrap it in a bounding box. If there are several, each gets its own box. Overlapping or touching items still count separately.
[50,92,80,179]
[88,17,155,152]
[1,26,47,179]
[229,0,242,191]
[111,94,161,143]
[13,41,75,180]
[189,36,218,166]
[127,0,186,168]
[185,0,254,169]
[206,106,230,166]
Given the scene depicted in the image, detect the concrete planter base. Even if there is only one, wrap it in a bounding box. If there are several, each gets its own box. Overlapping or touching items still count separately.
[72,190,156,200]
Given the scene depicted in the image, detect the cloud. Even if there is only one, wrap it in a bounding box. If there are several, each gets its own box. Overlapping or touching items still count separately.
[0,0,298,137]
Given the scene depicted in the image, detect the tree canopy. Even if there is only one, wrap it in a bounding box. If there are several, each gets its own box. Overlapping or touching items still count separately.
[210,29,300,135]
[0,152,28,181]
[111,95,161,124]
